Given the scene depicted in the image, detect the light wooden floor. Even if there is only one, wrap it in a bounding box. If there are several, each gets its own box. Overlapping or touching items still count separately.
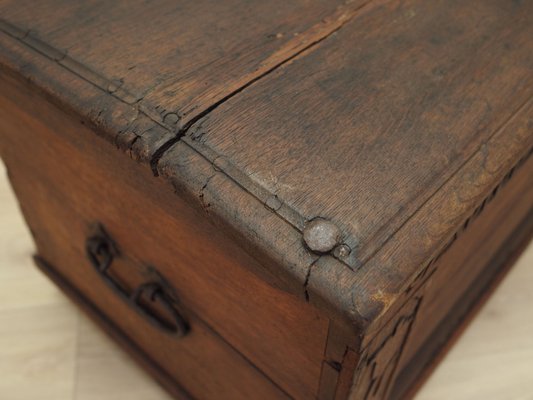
[1,161,532,400]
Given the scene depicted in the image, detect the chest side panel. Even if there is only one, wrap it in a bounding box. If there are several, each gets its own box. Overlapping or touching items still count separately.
[349,151,533,399]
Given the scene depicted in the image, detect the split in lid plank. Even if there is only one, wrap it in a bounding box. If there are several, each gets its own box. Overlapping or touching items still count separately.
[0,0,371,149]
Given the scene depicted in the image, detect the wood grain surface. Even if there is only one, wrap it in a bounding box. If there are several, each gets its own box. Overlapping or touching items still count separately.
[1,0,532,333]
[186,0,533,269]
[1,0,532,398]
[1,160,532,399]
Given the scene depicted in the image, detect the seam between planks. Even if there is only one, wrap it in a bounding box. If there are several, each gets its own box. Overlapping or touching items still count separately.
[0,1,379,271]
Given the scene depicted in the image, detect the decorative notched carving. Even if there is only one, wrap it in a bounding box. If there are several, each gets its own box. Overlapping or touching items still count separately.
[405,147,533,296]
[349,297,423,400]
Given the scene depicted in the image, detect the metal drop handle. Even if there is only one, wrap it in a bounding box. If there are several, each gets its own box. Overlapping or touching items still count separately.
[85,226,189,337]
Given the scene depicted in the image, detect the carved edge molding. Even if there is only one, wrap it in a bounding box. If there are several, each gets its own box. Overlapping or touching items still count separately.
[349,296,422,399]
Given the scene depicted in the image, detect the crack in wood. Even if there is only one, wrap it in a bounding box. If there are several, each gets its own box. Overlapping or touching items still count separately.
[303,259,319,302]
[198,173,217,215]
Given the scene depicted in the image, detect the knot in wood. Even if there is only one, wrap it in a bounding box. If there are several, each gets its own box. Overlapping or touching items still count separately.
[303,218,341,253]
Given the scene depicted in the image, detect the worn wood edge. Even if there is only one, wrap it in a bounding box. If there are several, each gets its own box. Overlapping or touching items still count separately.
[0,13,359,275]
[307,134,533,334]
[362,145,533,346]
[157,141,319,298]
[157,77,533,360]
[305,122,533,399]
[0,23,179,162]
[0,2,387,270]
[32,255,192,400]
[392,209,533,400]
[0,29,372,386]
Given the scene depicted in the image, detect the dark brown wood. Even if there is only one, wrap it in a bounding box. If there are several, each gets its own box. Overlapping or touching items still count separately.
[177,0,533,270]
[0,0,370,161]
[350,152,533,399]
[0,0,532,398]
[0,72,328,399]
[393,210,533,400]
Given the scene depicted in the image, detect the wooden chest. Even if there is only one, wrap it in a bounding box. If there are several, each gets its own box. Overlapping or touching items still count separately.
[0,1,532,398]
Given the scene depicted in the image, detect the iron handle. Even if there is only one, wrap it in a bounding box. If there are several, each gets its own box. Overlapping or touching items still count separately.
[85,227,189,337]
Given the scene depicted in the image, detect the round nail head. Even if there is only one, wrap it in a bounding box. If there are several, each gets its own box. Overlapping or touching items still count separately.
[333,244,351,258]
[303,219,341,253]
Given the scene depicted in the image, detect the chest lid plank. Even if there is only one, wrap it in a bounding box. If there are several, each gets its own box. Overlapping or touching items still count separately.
[0,0,532,334]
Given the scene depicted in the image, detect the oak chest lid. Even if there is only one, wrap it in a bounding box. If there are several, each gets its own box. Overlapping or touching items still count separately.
[1,0,532,328]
